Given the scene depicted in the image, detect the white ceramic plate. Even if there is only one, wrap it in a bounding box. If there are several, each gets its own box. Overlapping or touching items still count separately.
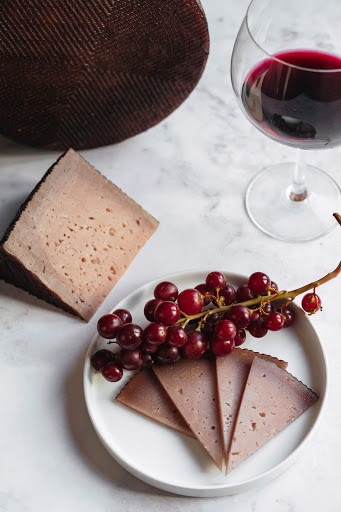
[83,271,327,497]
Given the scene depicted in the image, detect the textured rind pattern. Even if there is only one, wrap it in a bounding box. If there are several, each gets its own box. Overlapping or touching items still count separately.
[0,0,209,150]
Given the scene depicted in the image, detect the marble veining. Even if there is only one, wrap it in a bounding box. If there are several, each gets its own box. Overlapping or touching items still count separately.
[1,0,341,510]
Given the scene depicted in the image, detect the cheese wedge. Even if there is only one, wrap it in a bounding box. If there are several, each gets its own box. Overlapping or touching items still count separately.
[116,368,194,438]
[216,348,288,472]
[153,358,224,470]
[226,356,318,473]
[0,149,158,320]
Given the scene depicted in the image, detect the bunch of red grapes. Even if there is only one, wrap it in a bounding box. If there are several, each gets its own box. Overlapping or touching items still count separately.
[91,271,322,383]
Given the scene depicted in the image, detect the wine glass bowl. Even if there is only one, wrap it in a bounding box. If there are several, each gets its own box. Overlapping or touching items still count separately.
[241,50,341,150]
[231,0,341,241]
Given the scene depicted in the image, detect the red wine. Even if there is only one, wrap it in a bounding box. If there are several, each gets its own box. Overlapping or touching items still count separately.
[242,49,341,149]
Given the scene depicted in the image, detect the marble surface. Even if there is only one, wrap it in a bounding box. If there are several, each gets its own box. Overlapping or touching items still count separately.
[1,0,341,510]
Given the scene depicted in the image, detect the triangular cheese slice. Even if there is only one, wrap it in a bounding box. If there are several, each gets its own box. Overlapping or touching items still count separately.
[0,149,158,321]
[116,368,194,437]
[226,356,318,473]
[153,358,224,470]
[216,348,288,472]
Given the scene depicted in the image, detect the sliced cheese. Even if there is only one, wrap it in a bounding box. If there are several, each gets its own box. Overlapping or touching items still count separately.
[216,348,288,472]
[226,356,318,473]
[153,358,224,470]
[116,368,193,437]
[0,149,158,320]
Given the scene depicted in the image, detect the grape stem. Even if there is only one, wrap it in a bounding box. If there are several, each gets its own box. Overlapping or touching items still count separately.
[176,260,341,325]
[334,212,341,226]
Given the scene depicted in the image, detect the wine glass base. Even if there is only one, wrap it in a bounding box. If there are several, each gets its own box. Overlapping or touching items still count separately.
[245,163,341,242]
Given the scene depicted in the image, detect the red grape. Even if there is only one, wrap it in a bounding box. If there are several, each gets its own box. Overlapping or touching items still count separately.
[177,289,203,315]
[211,336,234,356]
[183,331,207,359]
[302,293,321,313]
[101,362,123,382]
[281,307,295,327]
[143,322,167,345]
[225,304,251,329]
[219,284,236,305]
[97,314,123,339]
[248,318,268,338]
[119,349,143,370]
[195,283,212,306]
[154,301,180,326]
[214,319,237,341]
[202,313,220,337]
[140,341,158,354]
[91,349,114,371]
[113,309,132,324]
[144,299,163,322]
[142,353,154,367]
[265,311,285,331]
[154,281,178,302]
[234,329,246,347]
[270,281,278,291]
[236,284,255,302]
[262,303,273,314]
[248,272,270,295]
[166,325,188,347]
[206,271,226,291]
[117,323,143,350]
[155,344,180,364]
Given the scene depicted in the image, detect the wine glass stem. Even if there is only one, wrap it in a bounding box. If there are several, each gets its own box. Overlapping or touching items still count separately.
[289,149,307,201]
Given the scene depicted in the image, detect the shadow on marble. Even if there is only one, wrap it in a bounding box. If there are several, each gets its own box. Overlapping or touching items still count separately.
[0,134,56,156]
[0,194,29,239]
[0,279,79,320]
[63,345,182,499]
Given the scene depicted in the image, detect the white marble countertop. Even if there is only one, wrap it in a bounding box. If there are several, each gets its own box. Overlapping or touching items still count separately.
[1,0,341,510]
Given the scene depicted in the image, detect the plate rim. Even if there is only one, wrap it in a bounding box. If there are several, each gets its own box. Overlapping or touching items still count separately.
[83,269,328,496]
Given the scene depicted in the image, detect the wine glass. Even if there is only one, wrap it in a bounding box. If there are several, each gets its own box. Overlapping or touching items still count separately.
[231,0,341,241]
